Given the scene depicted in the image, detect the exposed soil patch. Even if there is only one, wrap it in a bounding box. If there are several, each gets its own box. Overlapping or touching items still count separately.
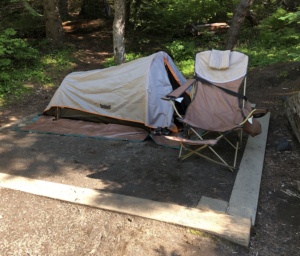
[0,19,299,255]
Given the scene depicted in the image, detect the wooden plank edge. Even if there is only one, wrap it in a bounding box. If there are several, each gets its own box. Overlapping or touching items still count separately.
[227,112,270,225]
[0,172,251,247]
[197,196,228,213]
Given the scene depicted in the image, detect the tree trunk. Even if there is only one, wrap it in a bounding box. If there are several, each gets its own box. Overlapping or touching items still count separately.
[225,0,254,50]
[113,0,126,65]
[286,92,300,143]
[43,0,64,45]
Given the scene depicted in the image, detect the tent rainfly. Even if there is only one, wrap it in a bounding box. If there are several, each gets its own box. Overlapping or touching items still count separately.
[44,51,187,132]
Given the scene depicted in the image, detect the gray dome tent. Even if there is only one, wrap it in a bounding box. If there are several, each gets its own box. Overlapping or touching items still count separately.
[44,51,188,132]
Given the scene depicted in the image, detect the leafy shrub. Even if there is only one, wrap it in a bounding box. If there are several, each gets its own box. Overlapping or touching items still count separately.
[0,0,44,37]
[258,8,300,48]
[165,40,195,61]
[237,7,300,66]
[176,59,194,78]
[0,28,39,97]
[0,28,38,63]
[129,0,224,38]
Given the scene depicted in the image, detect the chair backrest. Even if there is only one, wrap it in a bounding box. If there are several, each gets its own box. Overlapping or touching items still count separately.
[182,50,251,132]
[195,50,248,83]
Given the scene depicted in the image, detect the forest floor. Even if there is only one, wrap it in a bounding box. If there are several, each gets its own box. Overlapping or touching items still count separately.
[0,19,299,256]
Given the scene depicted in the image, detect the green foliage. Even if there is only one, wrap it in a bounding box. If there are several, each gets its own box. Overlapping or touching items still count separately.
[0,1,44,37]
[197,32,226,50]
[129,0,229,37]
[238,45,299,68]
[0,28,39,97]
[165,40,195,61]
[258,8,300,48]
[0,29,38,61]
[278,10,300,24]
[127,0,299,70]
[237,6,300,66]
[176,59,194,78]
[164,40,196,77]
[0,29,74,101]
[40,49,74,71]
[103,52,143,68]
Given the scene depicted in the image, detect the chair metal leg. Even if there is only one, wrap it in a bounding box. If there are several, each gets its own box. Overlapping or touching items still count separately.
[188,128,235,170]
[179,143,235,172]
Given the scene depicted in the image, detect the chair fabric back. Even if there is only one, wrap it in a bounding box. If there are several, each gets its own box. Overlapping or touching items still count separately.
[182,50,252,132]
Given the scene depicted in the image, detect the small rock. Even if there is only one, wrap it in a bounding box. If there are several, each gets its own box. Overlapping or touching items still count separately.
[275,139,292,151]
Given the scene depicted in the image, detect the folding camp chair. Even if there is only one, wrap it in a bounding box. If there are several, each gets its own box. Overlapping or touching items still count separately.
[163,50,267,171]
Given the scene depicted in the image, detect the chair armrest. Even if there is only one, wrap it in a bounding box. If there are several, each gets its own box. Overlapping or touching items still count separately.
[161,95,176,101]
[252,108,268,118]
[163,79,196,100]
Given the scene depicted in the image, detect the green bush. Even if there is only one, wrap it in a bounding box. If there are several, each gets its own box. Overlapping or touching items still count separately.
[0,28,39,97]
[258,8,300,48]
[129,0,226,38]
[0,28,38,64]
[165,40,195,61]
[0,29,75,102]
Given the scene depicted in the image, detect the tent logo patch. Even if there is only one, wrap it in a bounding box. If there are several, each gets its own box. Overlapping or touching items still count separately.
[100,104,111,110]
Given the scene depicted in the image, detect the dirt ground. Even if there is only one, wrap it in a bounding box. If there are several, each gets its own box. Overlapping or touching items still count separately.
[0,19,299,255]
